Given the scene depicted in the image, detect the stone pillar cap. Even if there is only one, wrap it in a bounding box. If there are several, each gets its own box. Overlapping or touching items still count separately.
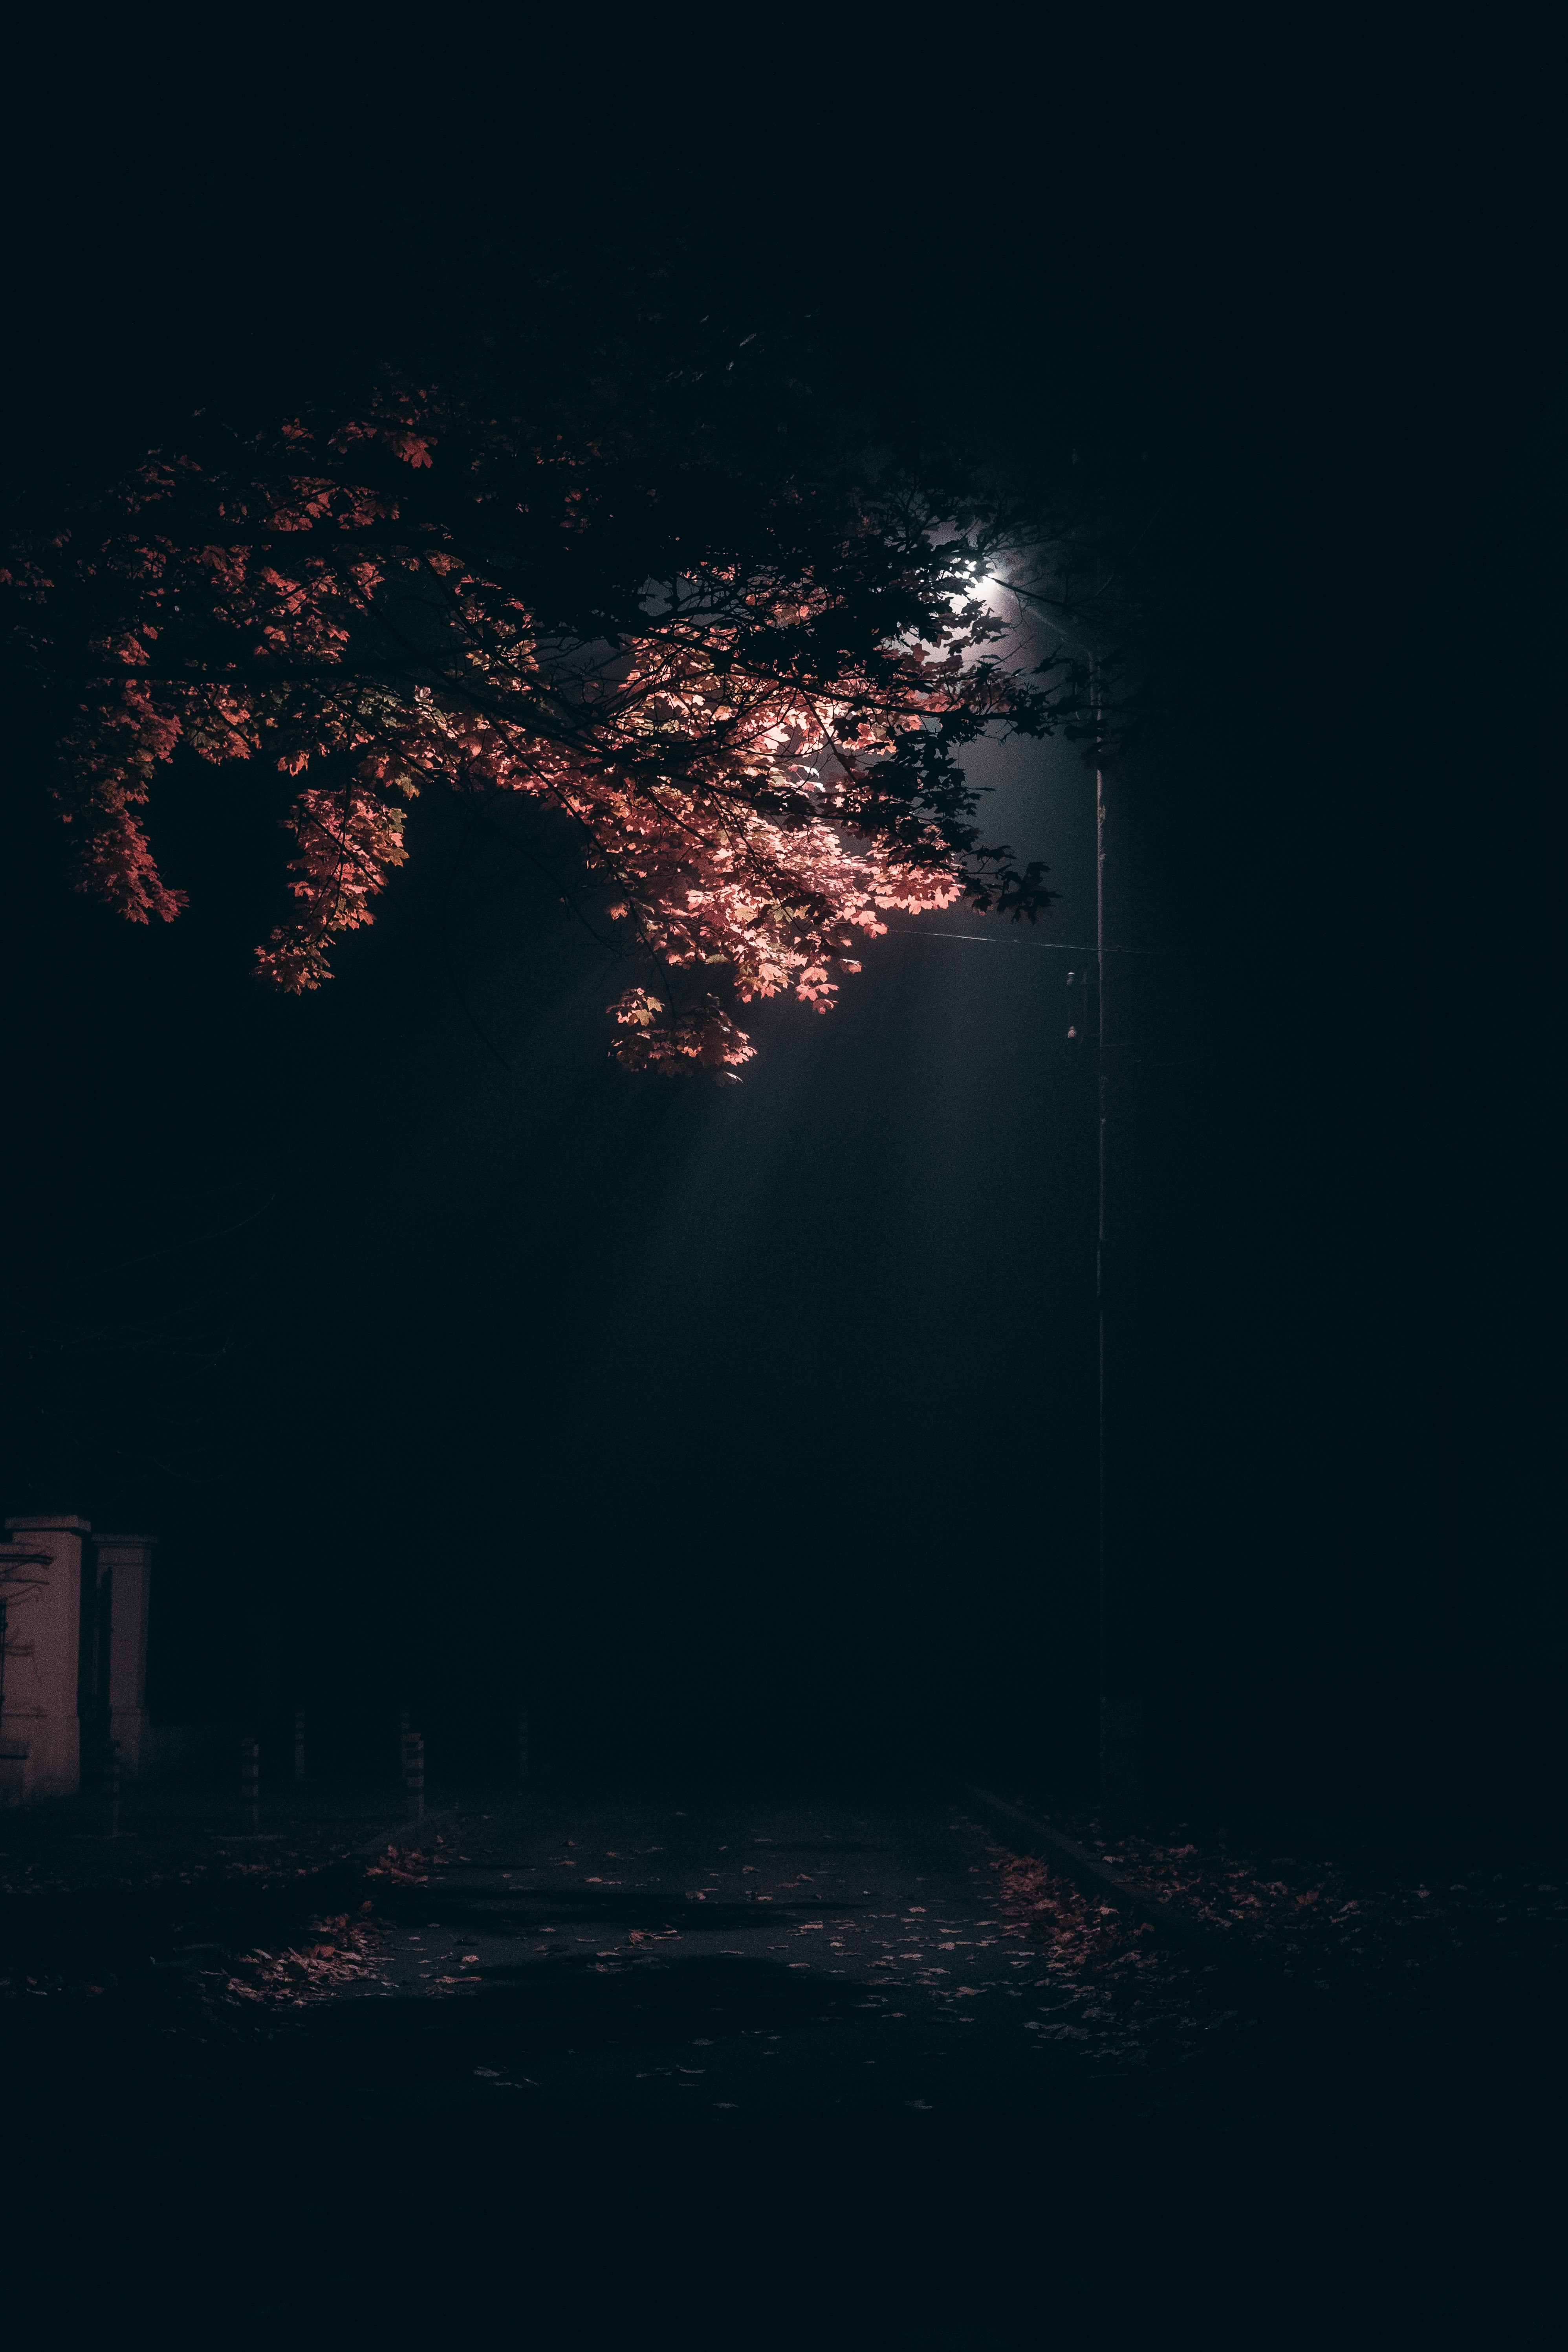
[4,1514,92,1534]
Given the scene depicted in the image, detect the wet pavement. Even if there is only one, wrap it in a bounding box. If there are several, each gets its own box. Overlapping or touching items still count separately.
[324,1787,1110,2128]
[7,1777,1563,2348]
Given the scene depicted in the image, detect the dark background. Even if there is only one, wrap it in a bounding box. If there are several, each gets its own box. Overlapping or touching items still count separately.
[4,50,1563,1809]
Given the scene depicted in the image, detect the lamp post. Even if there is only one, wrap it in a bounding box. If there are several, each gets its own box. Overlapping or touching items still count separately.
[899,575,1150,1828]
[1094,674,1144,1832]
[1011,601,1148,1830]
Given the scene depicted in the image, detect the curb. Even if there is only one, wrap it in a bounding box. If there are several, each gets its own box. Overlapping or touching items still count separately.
[957,1781,1328,2017]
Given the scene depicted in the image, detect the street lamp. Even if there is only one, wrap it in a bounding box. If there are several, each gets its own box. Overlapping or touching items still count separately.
[1020,599,1145,1832]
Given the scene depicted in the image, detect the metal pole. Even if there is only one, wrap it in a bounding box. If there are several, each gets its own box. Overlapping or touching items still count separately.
[293,1706,306,1783]
[1095,670,1144,1831]
[965,596,1145,1824]
[1096,667,1108,1750]
[241,1737,260,1836]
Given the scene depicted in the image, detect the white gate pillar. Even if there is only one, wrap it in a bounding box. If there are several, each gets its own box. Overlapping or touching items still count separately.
[2,1514,91,1797]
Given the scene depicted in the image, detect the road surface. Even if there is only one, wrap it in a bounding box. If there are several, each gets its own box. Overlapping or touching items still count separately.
[10,1780,1559,2348]
[324,1785,1117,2129]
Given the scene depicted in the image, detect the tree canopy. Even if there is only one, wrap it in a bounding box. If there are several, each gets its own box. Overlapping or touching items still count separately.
[4,260,1105,1074]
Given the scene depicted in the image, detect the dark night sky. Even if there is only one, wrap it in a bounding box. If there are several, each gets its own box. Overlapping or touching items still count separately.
[4,55,1564,1801]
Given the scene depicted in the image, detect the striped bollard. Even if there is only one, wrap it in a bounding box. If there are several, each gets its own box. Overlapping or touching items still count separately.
[404,1730,424,1822]
[293,1707,306,1782]
[102,1738,121,1840]
[517,1705,529,1784]
[241,1737,260,1835]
